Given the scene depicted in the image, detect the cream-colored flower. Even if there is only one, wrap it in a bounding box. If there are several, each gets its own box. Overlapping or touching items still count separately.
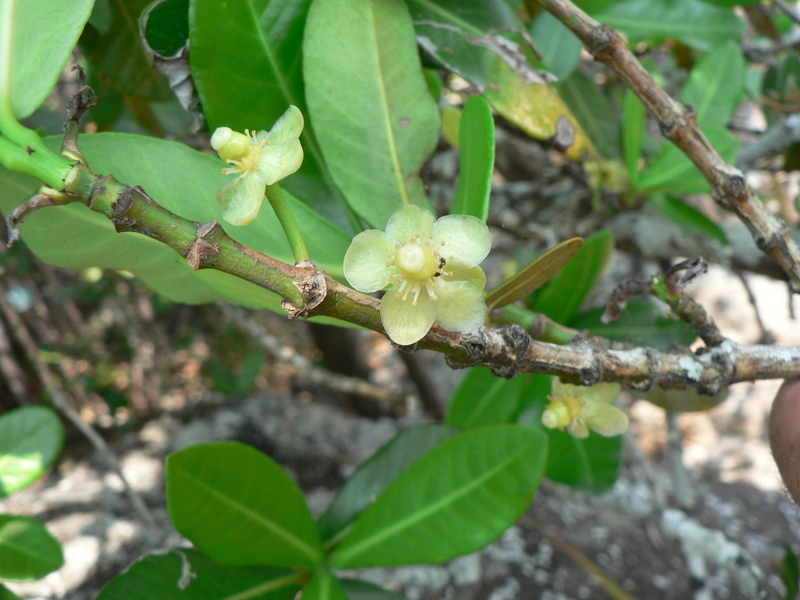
[343,205,491,345]
[210,106,304,226]
[541,379,627,438]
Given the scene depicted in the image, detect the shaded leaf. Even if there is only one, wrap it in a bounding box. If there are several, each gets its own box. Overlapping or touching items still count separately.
[622,89,646,185]
[486,237,584,314]
[0,515,63,580]
[649,195,728,245]
[570,299,697,351]
[447,367,529,429]
[10,0,94,118]
[97,548,299,600]
[532,231,614,324]
[0,406,64,498]
[680,41,745,129]
[330,425,547,568]
[166,442,323,567]
[318,424,458,543]
[530,11,582,81]
[304,0,440,228]
[559,70,620,160]
[452,96,494,221]
[303,572,349,600]
[141,0,189,58]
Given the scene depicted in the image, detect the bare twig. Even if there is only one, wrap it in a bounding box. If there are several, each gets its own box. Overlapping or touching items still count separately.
[0,312,29,405]
[537,0,800,293]
[219,304,404,405]
[738,113,800,170]
[0,283,157,529]
[773,0,800,27]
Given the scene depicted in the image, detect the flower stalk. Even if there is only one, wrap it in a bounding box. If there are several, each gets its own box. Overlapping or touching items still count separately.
[265,182,310,263]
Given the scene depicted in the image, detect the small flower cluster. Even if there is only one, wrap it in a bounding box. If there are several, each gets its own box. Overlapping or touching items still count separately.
[210,106,304,226]
[344,205,491,345]
[541,379,628,438]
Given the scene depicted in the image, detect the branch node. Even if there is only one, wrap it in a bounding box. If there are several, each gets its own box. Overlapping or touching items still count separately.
[187,220,222,270]
[283,260,327,318]
[5,192,59,246]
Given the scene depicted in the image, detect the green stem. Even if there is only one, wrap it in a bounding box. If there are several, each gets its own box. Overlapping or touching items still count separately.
[225,571,305,600]
[0,0,46,153]
[494,304,577,344]
[0,135,71,188]
[265,183,310,263]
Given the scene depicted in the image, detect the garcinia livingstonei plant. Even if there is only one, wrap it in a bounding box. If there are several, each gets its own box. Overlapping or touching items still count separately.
[541,379,628,438]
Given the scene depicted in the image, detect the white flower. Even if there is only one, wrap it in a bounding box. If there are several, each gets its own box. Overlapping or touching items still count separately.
[343,205,492,345]
[210,106,304,226]
[541,379,628,438]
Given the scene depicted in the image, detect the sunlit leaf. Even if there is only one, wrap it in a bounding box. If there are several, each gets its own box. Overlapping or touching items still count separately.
[452,96,494,222]
[0,515,63,580]
[0,406,64,498]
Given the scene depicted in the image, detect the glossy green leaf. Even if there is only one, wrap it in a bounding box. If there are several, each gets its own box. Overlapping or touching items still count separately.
[317,424,458,543]
[452,96,494,222]
[532,231,614,324]
[0,515,64,580]
[622,89,646,185]
[637,128,740,194]
[486,237,584,314]
[188,0,349,223]
[530,11,582,81]
[303,572,349,600]
[340,580,409,600]
[166,442,323,567]
[406,0,518,85]
[330,425,547,568]
[97,549,300,600]
[80,0,172,100]
[9,0,94,118]
[596,0,745,52]
[681,41,745,129]
[0,406,64,498]
[304,0,440,228]
[447,367,529,429]
[141,0,189,58]
[559,70,620,160]
[517,375,623,492]
[570,299,697,351]
[0,584,21,600]
[650,195,728,245]
[0,134,351,315]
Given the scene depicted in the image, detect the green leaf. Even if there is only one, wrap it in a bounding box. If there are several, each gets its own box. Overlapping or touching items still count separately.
[340,580,409,600]
[596,0,745,52]
[452,96,494,221]
[188,0,350,223]
[9,0,94,118]
[405,0,519,85]
[0,584,22,600]
[317,424,458,543]
[0,134,351,315]
[330,424,547,568]
[0,515,64,580]
[559,70,620,159]
[569,299,697,351]
[304,0,439,229]
[777,542,800,600]
[446,367,529,429]
[532,230,615,324]
[637,128,740,194]
[141,0,189,58]
[622,89,646,185]
[303,572,349,600]
[96,549,300,600]
[166,442,324,567]
[650,195,728,245]
[80,0,172,100]
[486,237,584,314]
[681,41,745,129]
[530,11,582,81]
[0,406,64,498]
[517,375,623,492]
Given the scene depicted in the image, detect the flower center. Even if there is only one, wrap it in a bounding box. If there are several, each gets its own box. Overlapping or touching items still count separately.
[395,243,437,283]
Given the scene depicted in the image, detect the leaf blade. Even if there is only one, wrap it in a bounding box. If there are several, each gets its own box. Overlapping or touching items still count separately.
[452,96,495,221]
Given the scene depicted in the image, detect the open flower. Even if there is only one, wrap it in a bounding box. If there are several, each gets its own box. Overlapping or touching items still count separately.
[344,205,491,345]
[210,106,304,226]
[541,379,628,438]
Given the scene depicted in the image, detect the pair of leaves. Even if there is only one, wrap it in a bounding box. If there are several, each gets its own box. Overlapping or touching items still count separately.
[0,406,65,581]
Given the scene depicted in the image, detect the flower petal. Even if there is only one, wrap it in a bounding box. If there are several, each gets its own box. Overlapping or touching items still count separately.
[258,138,304,185]
[433,279,486,333]
[567,418,589,438]
[222,174,267,226]
[583,403,628,437]
[444,265,486,291]
[269,105,304,145]
[581,382,621,405]
[385,205,436,243]
[217,179,239,207]
[343,230,397,292]
[381,284,436,345]
[433,214,491,268]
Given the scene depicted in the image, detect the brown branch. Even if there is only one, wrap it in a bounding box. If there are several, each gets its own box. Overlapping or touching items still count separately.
[537,0,800,293]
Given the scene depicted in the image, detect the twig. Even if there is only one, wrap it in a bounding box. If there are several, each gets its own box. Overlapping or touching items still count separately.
[738,113,800,170]
[398,351,445,420]
[219,304,404,405]
[0,312,29,405]
[538,0,800,293]
[665,412,695,509]
[0,283,157,529]
[773,0,800,27]
[735,270,776,344]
